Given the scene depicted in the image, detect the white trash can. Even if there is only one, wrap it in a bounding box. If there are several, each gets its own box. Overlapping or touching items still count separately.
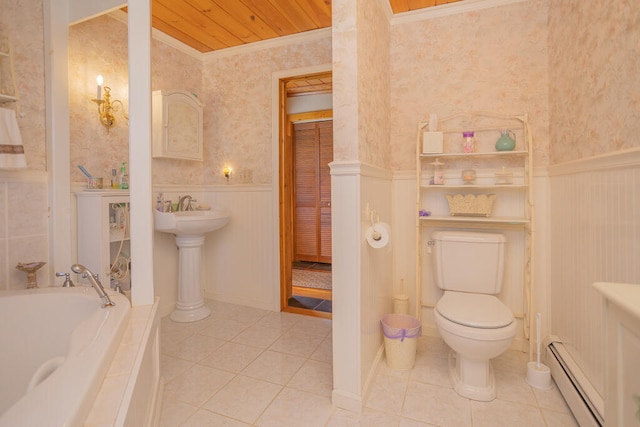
[381,313,422,371]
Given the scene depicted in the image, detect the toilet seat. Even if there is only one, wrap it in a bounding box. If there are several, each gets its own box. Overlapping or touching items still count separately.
[436,291,513,328]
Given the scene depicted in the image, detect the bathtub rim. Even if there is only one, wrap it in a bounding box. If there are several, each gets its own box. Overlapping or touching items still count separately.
[0,286,131,427]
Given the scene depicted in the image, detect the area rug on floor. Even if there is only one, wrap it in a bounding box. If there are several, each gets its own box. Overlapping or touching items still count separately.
[292,269,332,290]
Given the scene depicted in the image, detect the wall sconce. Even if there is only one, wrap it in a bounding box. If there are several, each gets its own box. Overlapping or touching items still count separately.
[92,75,128,132]
[223,166,232,181]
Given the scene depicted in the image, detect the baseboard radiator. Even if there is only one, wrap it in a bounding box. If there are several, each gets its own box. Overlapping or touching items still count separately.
[546,341,604,426]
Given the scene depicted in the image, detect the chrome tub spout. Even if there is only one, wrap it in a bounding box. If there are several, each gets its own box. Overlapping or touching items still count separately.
[70,264,115,308]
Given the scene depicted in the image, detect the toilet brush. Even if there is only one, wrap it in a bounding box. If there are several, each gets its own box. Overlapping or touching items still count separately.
[526,313,552,389]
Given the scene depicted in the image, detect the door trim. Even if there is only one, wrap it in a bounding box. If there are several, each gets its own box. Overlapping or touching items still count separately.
[273,65,331,318]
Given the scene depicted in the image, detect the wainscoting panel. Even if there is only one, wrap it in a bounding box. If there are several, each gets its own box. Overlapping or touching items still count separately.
[201,186,278,311]
[549,148,640,401]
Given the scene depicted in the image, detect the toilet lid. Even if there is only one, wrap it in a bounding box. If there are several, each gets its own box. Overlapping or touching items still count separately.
[437,292,513,329]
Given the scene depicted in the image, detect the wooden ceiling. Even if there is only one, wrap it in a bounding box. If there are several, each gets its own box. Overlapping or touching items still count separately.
[150,0,461,54]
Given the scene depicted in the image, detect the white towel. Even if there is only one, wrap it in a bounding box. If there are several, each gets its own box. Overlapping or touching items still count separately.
[0,107,26,169]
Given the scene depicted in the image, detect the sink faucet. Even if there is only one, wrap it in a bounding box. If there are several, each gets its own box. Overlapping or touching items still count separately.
[70,264,116,308]
[178,195,193,211]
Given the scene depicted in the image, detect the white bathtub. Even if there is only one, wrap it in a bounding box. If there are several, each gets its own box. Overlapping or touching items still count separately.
[0,286,130,427]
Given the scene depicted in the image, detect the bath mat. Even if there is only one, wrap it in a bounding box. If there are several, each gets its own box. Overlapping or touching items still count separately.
[292,269,332,290]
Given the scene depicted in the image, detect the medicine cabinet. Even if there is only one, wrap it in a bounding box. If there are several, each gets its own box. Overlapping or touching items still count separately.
[152,90,204,161]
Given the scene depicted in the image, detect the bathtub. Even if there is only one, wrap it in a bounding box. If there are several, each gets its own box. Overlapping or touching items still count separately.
[0,286,130,427]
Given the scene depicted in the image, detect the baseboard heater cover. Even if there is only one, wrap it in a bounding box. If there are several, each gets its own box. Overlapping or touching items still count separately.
[546,342,603,427]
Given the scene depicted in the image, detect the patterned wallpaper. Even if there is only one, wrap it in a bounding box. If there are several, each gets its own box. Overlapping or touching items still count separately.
[69,14,204,186]
[201,37,332,185]
[1,0,46,170]
[548,0,640,164]
[332,0,359,162]
[357,0,392,169]
[390,0,551,170]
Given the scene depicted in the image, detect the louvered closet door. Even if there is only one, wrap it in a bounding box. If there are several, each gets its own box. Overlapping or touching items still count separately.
[293,120,333,263]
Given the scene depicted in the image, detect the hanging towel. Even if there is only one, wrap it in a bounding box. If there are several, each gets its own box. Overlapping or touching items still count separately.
[0,107,26,169]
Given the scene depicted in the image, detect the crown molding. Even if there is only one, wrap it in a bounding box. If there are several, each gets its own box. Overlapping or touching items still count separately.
[108,10,205,61]
[203,27,332,61]
[391,0,527,26]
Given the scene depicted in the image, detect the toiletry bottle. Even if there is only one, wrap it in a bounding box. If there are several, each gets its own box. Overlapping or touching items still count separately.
[156,193,164,211]
[119,162,129,189]
[111,168,118,189]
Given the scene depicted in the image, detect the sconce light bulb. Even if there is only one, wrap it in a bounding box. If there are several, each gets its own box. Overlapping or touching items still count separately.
[223,166,232,180]
[96,75,103,86]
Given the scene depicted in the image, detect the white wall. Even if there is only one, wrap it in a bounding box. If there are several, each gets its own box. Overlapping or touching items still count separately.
[549,149,640,399]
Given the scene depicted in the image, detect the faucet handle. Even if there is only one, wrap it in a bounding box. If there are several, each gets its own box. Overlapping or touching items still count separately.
[55,272,75,287]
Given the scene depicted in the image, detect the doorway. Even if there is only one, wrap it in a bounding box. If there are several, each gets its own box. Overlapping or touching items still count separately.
[278,71,333,319]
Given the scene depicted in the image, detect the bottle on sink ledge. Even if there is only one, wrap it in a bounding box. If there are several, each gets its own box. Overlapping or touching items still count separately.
[119,162,129,189]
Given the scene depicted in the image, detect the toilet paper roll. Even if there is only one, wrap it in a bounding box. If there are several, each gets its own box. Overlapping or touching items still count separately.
[366,222,391,249]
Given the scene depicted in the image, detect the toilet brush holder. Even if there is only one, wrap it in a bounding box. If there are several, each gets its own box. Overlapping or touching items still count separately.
[526,361,552,390]
[526,312,552,389]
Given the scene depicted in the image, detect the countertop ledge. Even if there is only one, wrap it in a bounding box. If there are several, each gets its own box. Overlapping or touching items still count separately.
[593,282,640,319]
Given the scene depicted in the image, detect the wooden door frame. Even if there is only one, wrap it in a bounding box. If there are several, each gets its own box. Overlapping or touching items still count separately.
[278,71,332,318]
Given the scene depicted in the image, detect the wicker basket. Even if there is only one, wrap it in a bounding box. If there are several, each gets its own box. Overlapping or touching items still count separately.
[446,193,496,217]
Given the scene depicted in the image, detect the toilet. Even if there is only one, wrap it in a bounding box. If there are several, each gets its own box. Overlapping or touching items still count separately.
[432,230,516,401]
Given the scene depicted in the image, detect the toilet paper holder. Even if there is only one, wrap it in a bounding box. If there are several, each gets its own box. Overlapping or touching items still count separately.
[369,211,382,241]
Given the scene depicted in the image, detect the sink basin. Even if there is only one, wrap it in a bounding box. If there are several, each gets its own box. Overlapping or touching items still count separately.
[154,209,230,236]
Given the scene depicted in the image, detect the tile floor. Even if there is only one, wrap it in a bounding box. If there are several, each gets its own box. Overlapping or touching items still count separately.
[160,299,578,426]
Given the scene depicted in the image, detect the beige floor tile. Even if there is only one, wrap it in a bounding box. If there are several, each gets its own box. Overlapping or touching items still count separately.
[259,311,304,331]
[256,387,333,427]
[224,305,270,324]
[494,368,537,406]
[533,382,573,413]
[162,333,225,362]
[400,418,439,427]
[492,348,529,374]
[377,355,414,380]
[403,382,472,427]
[326,407,402,426]
[242,350,306,385]
[470,399,545,427]
[541,408,579,427]
[287,359,333,397]
[289,316,332,337]
[416,335,450,361]
[196,317,251,341]
[157,300,577,427]
[410,354,451,388]
[159,397,197,427]
[310,335,333,363]
[181,408,250,426]
[164,364,235,406]
[269,329,326,357]
[202,375,282,424]
[199,341,264,373]
[232,324,283,348]
[161,354,194,383]
[365,372,409,414]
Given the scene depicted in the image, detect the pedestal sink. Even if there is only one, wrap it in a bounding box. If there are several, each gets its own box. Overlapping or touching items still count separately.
[154,209,230,322]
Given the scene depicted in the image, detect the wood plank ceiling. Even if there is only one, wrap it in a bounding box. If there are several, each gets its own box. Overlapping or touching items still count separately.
[150,0,461,54]
[146,0,460,95]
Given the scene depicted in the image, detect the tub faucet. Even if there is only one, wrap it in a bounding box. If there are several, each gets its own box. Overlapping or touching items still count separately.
[70,264,115,308]
[178,195,193,211]
[55,272,75,287]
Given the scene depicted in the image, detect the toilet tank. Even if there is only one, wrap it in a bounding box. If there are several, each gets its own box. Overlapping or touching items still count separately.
[432,231,506,294]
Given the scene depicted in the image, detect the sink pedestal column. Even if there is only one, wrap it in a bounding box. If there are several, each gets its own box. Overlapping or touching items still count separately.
[170,235,211,322]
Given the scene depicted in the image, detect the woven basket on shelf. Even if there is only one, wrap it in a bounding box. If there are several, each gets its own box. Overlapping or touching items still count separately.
[445,193,496,217]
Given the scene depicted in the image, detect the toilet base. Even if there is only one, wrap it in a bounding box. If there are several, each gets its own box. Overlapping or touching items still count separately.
[448,350,496,401]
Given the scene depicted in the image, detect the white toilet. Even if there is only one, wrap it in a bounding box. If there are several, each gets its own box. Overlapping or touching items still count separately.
[432,230,516,401]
